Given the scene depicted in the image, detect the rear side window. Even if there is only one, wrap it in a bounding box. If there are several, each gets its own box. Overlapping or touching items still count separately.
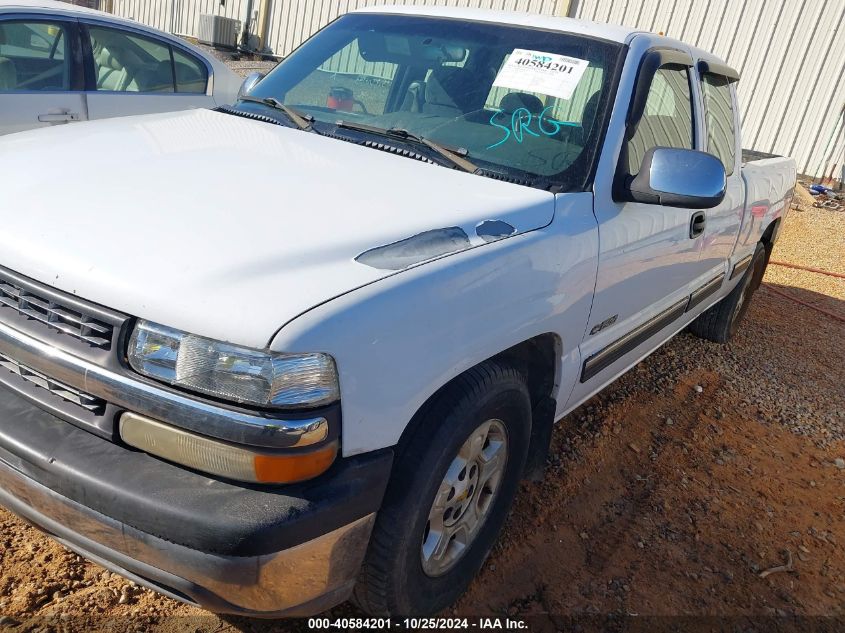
[625,66,694,177]
[87,25,207,94]
[0,21,71,91]
[173,48,208,93]
[701,73,736,175]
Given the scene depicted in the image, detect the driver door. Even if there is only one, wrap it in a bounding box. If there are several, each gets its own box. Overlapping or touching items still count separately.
[567,52,714,404]
[0,17,88,136]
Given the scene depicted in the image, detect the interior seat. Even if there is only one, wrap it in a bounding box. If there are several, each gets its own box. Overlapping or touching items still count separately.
[0,28,17,90]
[0,57,17,90]
[95,46,131,91]
[173,61,205,93]
[400,80,425,112]
[498,92,544,115]
[422,66,487,118]
[134,60,174,92]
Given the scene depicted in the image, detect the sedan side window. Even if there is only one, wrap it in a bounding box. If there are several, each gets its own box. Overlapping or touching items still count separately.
[624,66,694,178]
[173,48,208,93]
[88,26,207,94]
[0,21,70,91]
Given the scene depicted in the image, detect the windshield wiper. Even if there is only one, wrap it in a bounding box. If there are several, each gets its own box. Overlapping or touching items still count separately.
[335,120,478,174]
[237,96,314,131]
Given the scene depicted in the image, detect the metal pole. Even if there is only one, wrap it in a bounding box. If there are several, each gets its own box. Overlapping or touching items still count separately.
[812,103,845,182]
[255,0,272,53]
[240,0,255,51]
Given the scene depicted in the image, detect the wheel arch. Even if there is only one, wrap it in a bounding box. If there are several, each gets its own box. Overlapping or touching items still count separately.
[755,217,781,289]
[394,333,562,481]
[759,217,781,258]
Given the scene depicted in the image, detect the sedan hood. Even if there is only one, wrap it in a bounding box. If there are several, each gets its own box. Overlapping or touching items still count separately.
[0,109,554,348]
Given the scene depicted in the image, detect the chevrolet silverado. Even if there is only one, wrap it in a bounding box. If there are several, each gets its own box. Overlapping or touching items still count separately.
[0,5,796,618]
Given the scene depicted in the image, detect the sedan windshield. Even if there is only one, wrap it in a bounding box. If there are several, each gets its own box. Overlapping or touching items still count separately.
[243,13,623,191]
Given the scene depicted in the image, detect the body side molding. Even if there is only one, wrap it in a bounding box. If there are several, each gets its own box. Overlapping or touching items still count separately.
[686,274,726,312]
[581,297,689,382]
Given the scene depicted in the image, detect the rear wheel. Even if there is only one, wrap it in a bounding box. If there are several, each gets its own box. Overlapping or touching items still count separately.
[689,242,767,343]
[353,362,531,616]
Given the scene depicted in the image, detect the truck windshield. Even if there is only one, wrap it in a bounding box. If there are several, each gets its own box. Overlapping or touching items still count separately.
[243,13,622,191]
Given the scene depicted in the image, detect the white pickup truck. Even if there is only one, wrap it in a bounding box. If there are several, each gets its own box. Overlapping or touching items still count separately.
[0,5,796,618]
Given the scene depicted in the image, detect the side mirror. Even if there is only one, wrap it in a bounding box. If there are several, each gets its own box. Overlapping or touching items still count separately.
[237,71,265,100]
[629,147,726,208]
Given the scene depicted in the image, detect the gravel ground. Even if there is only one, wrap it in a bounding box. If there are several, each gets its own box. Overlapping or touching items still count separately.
[0,202,843,631]
[763,197,845,323]
[195,43,277,78]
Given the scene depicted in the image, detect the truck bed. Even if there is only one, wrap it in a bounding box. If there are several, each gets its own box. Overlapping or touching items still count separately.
[741,148,782,164]
[740,153,797,247]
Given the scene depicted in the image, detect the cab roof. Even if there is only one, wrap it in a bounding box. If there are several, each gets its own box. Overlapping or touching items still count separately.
[353,5,734,70]
[353,5,640,45]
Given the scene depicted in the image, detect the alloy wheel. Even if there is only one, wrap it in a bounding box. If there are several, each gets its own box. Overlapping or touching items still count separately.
[420,419,509,577]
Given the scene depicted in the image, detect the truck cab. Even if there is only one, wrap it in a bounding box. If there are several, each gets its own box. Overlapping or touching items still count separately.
[0,6,796,618]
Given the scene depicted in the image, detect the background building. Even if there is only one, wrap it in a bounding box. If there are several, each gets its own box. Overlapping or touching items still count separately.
[569,0,844,185]
[106,0,844,182]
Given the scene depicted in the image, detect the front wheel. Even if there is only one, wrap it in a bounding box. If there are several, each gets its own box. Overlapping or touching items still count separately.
[352,362,531,616]
[689,242,767,343]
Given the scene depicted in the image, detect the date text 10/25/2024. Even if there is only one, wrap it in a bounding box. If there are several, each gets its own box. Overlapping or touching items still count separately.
[307,617,530,629]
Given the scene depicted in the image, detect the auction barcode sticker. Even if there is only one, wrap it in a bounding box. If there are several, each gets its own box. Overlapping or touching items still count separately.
[492,49,590,100]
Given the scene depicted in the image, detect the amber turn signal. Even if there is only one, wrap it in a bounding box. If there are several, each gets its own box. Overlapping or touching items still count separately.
[119,412,337,484]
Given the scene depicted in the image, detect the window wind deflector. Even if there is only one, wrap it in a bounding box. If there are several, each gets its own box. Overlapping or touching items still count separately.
[627,48,694,128]
[334,119,478,174]
[697,60,739,84]
[237,96,314,130]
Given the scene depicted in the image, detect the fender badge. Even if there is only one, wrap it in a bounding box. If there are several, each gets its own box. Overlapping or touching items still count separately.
[590,315,618,335]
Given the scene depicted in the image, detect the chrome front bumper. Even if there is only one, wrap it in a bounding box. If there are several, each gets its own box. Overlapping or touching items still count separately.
[0,455,375,616]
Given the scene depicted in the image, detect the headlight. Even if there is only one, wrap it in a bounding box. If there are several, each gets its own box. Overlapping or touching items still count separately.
[127,320,339,408]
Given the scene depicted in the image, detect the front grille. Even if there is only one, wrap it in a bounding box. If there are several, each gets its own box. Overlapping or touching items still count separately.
[0,274,114,349]
[0,351,106,414]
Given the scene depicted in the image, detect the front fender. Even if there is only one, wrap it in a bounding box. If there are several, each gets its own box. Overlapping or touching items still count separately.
[269,193,599,456]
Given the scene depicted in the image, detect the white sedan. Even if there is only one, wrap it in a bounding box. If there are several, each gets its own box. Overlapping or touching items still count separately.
[0,0,242,134]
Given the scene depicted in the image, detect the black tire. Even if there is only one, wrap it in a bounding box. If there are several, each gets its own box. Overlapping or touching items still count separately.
[688,242,767,343]
[352,362,531,616]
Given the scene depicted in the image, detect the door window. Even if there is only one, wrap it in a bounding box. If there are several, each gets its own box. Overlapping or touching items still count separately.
[0,21,71,91]
[625,66,694,177]
[701,73,736,175]
[173,47,208,93]
[88,26,207,94]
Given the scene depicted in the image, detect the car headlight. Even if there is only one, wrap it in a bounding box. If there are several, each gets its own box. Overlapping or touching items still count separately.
[127,320,339,408]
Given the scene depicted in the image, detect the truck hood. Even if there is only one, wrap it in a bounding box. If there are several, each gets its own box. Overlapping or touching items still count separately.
[0,109,554,348]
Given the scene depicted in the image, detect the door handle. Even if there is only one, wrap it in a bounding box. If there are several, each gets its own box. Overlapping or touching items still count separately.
[690,211,706,239]
[37,112,80,123]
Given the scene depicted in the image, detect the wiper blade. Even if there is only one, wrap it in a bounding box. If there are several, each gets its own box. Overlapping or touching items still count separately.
[335,120,478,174]
[237,96,313,131]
